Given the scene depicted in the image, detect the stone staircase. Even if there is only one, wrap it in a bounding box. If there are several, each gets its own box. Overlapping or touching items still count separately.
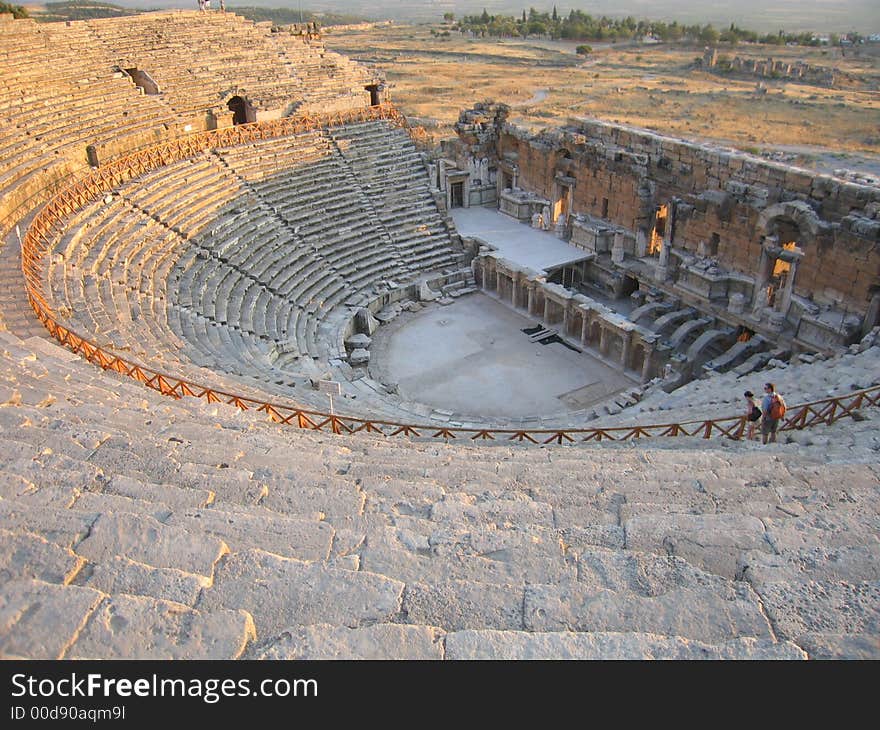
[1,330,877,659]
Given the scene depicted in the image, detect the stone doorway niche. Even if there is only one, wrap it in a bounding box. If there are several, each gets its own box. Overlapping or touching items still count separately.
[753,202,817,316]
[621,275,639,299]
[553,149,574,223]
[451,181,465,208]
[226,95,255,126]
[648,203,668,256]
[365,84,381,107]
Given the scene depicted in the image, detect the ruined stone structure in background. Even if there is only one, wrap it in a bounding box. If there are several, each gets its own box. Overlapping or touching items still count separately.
[445,103,880,363]
[700,47,847,88]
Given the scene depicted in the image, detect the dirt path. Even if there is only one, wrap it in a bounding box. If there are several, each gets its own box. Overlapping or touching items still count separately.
[510,88,548,107]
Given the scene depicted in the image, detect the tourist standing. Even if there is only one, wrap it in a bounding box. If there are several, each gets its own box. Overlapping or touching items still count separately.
[743,390,760,441]
[761,382,785,444]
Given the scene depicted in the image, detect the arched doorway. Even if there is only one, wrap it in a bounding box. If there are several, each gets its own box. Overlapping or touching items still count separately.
[766,220,800,307]
[227,96,249,126]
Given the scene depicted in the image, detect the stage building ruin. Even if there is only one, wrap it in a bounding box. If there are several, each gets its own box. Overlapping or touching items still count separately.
[437,103,880,385]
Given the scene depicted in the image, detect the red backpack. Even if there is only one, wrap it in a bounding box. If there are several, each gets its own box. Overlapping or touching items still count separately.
[769,393,786,420]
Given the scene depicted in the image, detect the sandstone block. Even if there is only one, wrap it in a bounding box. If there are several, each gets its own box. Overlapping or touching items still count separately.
[75,512,228,578]
[255,623,444,660]
[200,549,403,636]
[68,594,255,659]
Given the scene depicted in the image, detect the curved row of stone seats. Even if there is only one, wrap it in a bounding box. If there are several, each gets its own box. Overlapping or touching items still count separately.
[83,11,306,118]
[1,329,877,659]
[330,121,462,272]
[0,16,176,229]
[268,31,378,114]
[42,121,462,403]
[216,131,411,293]
[601,332,880,428]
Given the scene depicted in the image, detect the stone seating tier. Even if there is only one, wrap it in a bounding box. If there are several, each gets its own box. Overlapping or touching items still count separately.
[0,329,877,659]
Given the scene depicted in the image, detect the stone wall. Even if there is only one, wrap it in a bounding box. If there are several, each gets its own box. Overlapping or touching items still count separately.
[492,117,880,320]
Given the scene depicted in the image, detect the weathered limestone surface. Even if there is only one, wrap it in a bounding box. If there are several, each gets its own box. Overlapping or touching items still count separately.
[359,524,575,585]
[444,630,807,660]
[83,556,210,607]
[402,579,524,631]
[763,514,880,553]
[0,528,84,584]
[254,623,445,660]
[0,580,104,659]
[199,549,404,636]
[795,633,880,660]
[68,595,255,660]
[0,501,97,550]
[624,513,770,578]
[523,579,772,643]
[756,580,880,643]
[739,545,880,587]
[76,512,228,578]
[164,507,334,562]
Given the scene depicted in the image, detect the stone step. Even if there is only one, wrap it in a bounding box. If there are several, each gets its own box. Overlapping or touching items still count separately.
[198,548,404,638]
[80,554,210,608]
[75,511,228,579]
[66,592,255,660]
[358,523,574,586]
[164,506,334,563]
[443,630,806,660]
[0,528,85,585]
[253,623,445,660]
[0,579,105,659]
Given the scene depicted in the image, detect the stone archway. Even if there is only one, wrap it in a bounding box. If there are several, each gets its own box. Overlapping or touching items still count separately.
[753,201,817,316]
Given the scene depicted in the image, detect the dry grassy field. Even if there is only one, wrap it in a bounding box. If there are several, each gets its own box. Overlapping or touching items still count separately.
[324,23,880,174]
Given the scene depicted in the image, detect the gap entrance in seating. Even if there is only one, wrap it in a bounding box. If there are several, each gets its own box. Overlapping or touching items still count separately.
[365,84,380,106]
[227,95,251,125]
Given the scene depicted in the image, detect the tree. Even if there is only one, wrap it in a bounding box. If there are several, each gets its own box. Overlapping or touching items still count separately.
[443,12,454,23]
[552,5,558,22]
[0,1,28,18]
[576,44,592,55]
[700,24,720,45]
[522,10,527,23]
[480,8,490,24]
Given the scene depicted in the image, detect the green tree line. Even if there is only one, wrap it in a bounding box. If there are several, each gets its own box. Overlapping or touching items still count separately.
[455,7,863,46]
[0,1,29,18]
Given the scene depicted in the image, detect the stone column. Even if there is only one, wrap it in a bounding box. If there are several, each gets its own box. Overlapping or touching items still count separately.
[635,229,648,258]
[511,276,519,309]
[641,346,654,382]
[543,298,551,326]
[654,242,670,282]
[863,292,880,338]
[581,314,589,347]
[751,240,775,314]
[527,285,536,317]
[562,303,570,336]
[599,326,609,356]
[621,333,631,370]
[777,254,802,317]
[612,233,625,265]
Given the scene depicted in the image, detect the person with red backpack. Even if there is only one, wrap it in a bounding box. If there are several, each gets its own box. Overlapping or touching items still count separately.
[761,382,786,444]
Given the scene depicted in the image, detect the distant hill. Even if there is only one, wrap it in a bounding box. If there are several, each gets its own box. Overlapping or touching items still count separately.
[25,2,367,25]
[23,1,880,33]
